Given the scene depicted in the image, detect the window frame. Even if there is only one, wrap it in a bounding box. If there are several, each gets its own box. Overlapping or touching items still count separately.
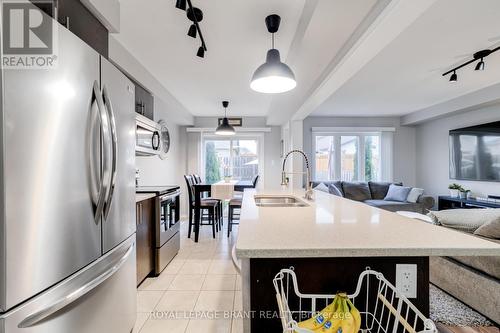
[201,133,265,187]
[312,131,382,182]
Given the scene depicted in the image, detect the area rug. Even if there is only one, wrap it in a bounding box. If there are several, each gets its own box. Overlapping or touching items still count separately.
[429,284,495,327]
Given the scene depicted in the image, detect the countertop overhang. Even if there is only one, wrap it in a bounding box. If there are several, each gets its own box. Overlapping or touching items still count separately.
[235,189,500,258]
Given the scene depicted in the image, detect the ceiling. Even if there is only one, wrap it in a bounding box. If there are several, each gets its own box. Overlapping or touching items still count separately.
[311,0,500,117]
[114,0,377,122]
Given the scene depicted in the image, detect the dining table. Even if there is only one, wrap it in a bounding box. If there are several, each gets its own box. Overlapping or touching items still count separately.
[193,180,254,242]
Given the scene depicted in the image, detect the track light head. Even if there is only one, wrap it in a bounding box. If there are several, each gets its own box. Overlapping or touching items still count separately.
[449,71,458,82]
[175,0,186,11]
[197,46,205,58]
[475,58,485,71]
[187,24,197,38]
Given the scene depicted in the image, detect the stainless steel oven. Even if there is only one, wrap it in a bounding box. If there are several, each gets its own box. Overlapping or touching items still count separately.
[155,189,180,274]
[136,114,161,156]
[135,186,181,275]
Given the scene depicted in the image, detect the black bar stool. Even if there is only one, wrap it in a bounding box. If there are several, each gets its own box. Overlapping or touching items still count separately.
[228,197,241,237]
[184,175,219,238]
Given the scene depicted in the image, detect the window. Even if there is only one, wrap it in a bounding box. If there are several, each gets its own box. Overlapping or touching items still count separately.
[313,132,382,182]
[203,137,261,185]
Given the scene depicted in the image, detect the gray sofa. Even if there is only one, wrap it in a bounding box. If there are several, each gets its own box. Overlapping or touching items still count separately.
[312,181,435,214]
[430,237,500,324]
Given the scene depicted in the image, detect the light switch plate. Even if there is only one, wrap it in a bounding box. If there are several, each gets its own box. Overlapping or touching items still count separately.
[396,264,417,298]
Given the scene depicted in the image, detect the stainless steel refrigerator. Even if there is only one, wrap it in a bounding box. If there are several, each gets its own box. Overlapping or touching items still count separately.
[0,11,137,333]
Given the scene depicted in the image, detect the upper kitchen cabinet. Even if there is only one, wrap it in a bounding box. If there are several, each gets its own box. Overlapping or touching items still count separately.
[135,83,155,120]
[32,0,109,57]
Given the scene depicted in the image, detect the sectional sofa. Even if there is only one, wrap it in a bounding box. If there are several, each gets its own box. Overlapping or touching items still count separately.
[312,181,435,214]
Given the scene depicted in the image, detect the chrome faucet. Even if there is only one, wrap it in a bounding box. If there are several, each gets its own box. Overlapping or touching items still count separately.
[281,150,314,201]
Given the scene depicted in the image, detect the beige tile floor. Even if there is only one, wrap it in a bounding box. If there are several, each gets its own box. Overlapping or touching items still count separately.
[134,220,242,333]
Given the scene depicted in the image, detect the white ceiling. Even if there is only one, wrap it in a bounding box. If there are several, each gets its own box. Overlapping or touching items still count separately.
[114,0,377,122]
[311,0,500,117]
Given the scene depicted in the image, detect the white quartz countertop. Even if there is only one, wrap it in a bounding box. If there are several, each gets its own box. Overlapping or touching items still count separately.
[235,189,500,258]
[136,193,156,203]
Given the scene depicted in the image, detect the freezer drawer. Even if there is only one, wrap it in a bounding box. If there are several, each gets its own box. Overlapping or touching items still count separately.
[0,236,136,333]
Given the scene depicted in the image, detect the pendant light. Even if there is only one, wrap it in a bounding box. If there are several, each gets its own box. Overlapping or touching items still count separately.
[215,101,235,136]
[250,14,296,94]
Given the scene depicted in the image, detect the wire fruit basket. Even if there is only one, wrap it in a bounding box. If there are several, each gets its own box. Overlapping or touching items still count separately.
[273,268,437,333]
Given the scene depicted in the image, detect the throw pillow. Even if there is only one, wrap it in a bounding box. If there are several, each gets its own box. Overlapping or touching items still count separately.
[384,184,411,202]
[406,188,424,203]
[328,184,343,197]
[314,183,329,193]
[427,209,500,233]
[474,216,500,239]
[369,181,402,200]
[342,182,371,201]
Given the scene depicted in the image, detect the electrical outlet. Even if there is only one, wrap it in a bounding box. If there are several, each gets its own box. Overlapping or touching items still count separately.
[396,264,417,298]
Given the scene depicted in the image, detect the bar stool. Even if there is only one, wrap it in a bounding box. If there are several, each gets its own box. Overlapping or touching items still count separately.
[184,175,219,238]
[228,197,241,237]
[191,174,223,230]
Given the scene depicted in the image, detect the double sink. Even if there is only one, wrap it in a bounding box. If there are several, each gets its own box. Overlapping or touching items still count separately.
[254,195,309,208]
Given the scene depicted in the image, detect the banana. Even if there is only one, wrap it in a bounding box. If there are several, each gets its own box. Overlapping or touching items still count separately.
[314,295,345,333]
[339,298,356,333]
[346,298,361,333]
[297,297,339,331]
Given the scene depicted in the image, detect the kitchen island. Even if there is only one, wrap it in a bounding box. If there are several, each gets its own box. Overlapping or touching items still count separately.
[235,189,500,332]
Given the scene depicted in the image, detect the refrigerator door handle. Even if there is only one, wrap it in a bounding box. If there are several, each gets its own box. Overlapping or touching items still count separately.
[102,85,118,221]
[90,80,109,224]
[17,243,134,329]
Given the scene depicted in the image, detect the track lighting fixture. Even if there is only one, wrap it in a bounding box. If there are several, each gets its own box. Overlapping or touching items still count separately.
[215,101,235,136]
[443,46,499,83]
[175,0,186,11]
[449,71,457,83]
[251,14,296,94]
[187,24,197,38]
[474,58,485,71]
[174,0,207,58]
[196,46,204,58]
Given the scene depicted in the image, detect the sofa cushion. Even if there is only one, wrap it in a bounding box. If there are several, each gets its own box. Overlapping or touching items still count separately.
[407,188,424,203]
[328,184,343,197]
[364,200,423,213]
[474,216,500,239]
[314,182,330,193]
[427,209,500,233]
[342,182,371,201]
[384,184,412,202]
[368,181,402,200]
[450,254,500,280]
[312,181,344,196]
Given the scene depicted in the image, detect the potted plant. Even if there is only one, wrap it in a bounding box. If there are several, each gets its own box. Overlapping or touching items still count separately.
[448,183,463,198]
[460,189,471,199]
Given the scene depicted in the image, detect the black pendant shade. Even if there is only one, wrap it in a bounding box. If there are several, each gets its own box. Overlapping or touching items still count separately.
[215,101,235,136]
[187,24,197,38]
[175,0,186,10]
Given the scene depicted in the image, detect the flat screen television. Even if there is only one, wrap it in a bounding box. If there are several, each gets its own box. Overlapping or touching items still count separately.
[449,121,500,182]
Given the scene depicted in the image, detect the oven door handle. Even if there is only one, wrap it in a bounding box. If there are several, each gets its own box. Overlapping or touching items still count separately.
[160,190,181,201]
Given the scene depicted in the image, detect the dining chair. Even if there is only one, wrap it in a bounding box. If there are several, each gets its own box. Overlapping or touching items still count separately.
[184,175,219,239]
[192,174,223,229]
[252,175,259,188]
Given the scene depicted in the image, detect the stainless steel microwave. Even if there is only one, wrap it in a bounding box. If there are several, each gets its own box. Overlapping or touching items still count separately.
[136,114,161,156]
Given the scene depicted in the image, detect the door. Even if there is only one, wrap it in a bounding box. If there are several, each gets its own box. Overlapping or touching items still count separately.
[1,21,102,311]
[100,57,136,254]
[1,236,136,333]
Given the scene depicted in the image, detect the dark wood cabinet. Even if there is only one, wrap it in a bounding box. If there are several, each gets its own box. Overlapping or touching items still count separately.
[134,83,155,120]
[31,0,109,57]
[136,198,155,286]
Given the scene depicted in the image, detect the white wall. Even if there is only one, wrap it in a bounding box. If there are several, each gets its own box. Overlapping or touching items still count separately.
[302,117,417,186]
[185,117,282,190]
[108,37,190,216]
[415,104,500,198]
